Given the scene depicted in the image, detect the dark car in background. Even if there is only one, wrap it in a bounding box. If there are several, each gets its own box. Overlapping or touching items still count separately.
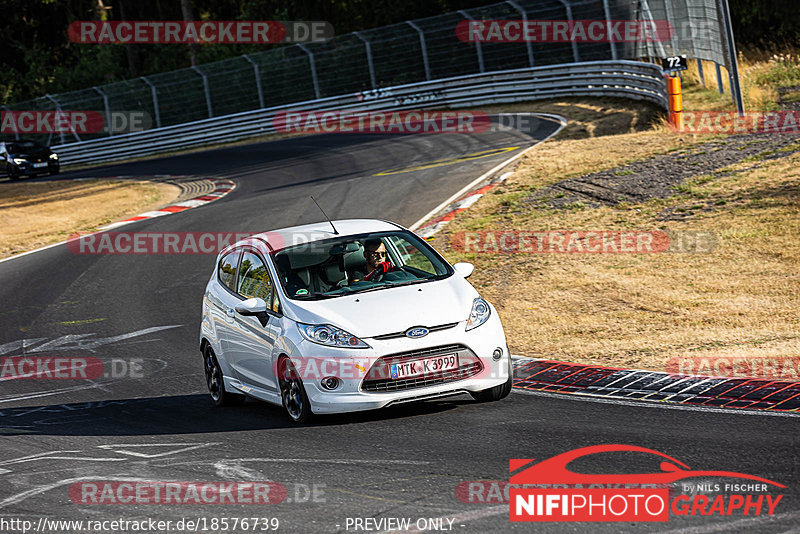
[1,140,60,179]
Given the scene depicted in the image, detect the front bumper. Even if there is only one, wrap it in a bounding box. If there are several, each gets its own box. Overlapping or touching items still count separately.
[294,313,510,414]
[14,160,57,174]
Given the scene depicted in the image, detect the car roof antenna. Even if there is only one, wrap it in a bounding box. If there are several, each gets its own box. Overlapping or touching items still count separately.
[310,196,339,235]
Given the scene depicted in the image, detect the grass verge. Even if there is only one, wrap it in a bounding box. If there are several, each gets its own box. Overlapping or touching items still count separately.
[438,150,799,372]
[0,179,180,259]
[433,53,800,373]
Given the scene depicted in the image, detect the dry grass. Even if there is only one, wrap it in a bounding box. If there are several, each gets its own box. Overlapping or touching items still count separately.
[443,129,716,234]
[683,53,800,112]
[431,51,800,372]
[0,180,179,258]
[438,149,800,372]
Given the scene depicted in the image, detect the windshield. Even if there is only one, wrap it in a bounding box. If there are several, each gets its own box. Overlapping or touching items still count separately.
[7,141,44,153]
[272,230,453,300]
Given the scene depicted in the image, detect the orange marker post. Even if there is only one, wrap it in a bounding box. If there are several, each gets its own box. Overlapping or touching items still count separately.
[667,75,683,131]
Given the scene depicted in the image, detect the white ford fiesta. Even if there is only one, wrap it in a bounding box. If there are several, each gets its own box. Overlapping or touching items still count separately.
[200,219,512,422]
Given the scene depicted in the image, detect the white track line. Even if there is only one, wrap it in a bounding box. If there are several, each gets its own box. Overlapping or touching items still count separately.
[409,113,567,231]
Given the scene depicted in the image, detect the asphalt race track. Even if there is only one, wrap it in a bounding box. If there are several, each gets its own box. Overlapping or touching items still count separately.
[1,115,798,533]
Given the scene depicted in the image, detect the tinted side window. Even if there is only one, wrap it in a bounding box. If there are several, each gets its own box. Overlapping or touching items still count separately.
[237,251,274,307]
[218,250,240,291]
[387,235,438,275]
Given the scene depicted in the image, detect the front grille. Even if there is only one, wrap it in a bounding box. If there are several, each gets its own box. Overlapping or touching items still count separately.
[361,344,483,393]
[372,322,459,341]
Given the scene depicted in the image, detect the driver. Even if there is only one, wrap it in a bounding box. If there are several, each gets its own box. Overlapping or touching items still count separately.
[350,238,395,282]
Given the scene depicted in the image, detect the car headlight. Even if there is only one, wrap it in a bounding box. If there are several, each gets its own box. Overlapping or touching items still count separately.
[466,297,491,331]
[297,323,370,349]
[49,153,58,160]
[13,158,26,164]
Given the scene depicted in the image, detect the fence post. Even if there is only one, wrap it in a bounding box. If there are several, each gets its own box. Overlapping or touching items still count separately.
[718,0,745,114]
[458,10,485,73]
[555,0,580,62]
[297,44,322,99]
[243,55,265,109]
[93,86,112,136]
[1,106,20,140]
[353,32,377,89]
[714,62,725,94]
[406,21,431,81]
[601,0,618,60]
[506,0,534,67]
[140,76,162,128]
[45,94,74,144]
[192,66,214,118]
[696,59,705,87]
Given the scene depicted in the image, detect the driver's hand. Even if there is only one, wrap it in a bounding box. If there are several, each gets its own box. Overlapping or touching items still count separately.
[365,261,392,281]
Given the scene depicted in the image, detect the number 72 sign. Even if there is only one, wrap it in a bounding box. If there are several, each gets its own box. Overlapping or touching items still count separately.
[661,55,688,72]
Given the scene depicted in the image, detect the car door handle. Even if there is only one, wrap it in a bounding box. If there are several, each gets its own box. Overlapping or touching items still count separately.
[226,308,235,318]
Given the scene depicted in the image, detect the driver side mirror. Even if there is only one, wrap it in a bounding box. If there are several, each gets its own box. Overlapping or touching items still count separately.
[453,262,475,278]
[235,297,269,326]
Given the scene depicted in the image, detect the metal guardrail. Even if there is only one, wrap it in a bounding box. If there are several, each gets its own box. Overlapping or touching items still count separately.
[54,60,666,166]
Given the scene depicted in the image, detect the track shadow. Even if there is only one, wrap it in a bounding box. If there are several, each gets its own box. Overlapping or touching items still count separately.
[0,393,470,436]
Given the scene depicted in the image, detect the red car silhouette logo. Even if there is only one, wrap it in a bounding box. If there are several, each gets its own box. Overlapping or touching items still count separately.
[510,444,785,487]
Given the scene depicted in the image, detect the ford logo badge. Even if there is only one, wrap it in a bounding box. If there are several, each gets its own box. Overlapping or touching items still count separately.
[405,327,429,338]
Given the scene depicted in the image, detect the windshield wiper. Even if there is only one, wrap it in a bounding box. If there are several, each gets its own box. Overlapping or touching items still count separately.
[347,283,392,295]
[296,292,340,300]
[385,279,434,288]
[348,278,433,295]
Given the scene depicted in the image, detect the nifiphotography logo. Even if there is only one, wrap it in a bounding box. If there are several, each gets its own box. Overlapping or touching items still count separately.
[507,445,785,522]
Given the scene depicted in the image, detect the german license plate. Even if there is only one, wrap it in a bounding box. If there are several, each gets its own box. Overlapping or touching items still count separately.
[33,162,48,168]
[390,354,458,379]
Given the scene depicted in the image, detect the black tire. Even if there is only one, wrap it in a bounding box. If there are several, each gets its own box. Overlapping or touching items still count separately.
[203,344,246,407]
[470,356,513,402]
[6,164,20,181]
[49,167,60,176]
[278,358,313,423]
